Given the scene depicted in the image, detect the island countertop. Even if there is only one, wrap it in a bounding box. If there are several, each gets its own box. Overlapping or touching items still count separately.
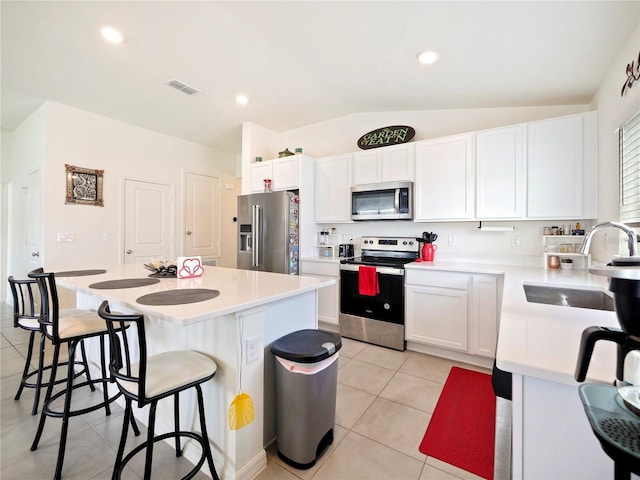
[55,264,335,326]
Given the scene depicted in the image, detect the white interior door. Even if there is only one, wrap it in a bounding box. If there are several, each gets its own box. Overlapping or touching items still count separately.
[124,179,174,265]
[184,172,221,258]
[26,170,42,271]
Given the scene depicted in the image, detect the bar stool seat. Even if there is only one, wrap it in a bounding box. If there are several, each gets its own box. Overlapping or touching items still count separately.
[98,300,220,480]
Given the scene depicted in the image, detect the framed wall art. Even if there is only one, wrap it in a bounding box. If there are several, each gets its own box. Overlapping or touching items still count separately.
[65,164,104,206]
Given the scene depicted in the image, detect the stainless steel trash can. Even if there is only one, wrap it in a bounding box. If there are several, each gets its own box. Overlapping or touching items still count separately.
[271,329,342,469]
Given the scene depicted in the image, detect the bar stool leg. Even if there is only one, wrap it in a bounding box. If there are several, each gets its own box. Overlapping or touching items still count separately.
[15,331,36,401]
[196,384,219,480]
[174,392,181,457]
[31,343,61,451]
[112,399,132,480]
[143,402,158,480]
[32,332,47,415]
[53,339,80,480]
[79,340,96,392]
[98,336,111,416]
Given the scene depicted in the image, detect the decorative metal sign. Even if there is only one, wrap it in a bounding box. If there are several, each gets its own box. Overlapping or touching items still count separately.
[357,125,415,150]
[65,164,104,206]
[621,50,640,96]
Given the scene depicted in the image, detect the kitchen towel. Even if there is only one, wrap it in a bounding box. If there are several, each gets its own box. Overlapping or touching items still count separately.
[358,266,379,296]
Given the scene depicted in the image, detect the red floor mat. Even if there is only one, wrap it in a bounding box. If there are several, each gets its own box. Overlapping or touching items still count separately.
[419,366,496,479]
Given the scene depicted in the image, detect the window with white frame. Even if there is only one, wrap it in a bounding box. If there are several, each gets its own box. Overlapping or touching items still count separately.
[620,110,640,226]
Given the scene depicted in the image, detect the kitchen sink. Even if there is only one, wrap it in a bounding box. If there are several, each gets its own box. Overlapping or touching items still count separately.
[523,283,615,311]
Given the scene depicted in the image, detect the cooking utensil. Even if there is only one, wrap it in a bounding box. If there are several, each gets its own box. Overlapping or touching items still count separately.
[422,232,438,243]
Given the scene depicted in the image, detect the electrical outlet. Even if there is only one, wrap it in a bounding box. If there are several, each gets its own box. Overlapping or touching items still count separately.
[448,234,457,246]
[511,235,521,247]
[57,233,75,243]
[246,336,259,364]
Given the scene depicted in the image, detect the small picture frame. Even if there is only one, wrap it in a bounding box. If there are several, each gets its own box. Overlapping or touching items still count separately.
[65,164,104,206]
[177,256,204,279]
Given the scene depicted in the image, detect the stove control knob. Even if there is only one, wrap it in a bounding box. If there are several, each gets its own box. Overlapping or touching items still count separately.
[403,241,407,245]
[384,303,390,310]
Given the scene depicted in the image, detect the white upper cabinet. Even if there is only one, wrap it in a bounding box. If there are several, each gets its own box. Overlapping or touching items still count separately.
[273,156,299,190]
[414,134,474,220]
[527,111,597,219]
[250,162,273,193]
[353,143,415,185]
[475,125,525,219]
[314,153,353,223]
[249,154,314,193]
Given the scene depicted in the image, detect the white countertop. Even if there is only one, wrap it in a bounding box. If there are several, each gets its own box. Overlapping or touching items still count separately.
[406,260,620,386]
[56,264,335,326]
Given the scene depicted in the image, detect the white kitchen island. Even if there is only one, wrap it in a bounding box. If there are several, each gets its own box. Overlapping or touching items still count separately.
[55,264,335,480]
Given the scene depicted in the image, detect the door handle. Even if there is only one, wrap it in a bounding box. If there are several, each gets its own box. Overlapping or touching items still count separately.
[32,252,40,257]
[186,231,192,235]
[126,249,132,254]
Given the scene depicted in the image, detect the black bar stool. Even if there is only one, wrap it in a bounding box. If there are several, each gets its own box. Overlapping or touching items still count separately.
[98,300,220,480]
[8,276,93,415]
[28,268,137,480]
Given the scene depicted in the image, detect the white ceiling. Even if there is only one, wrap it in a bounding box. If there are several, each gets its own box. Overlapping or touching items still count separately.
[2,1,638,156]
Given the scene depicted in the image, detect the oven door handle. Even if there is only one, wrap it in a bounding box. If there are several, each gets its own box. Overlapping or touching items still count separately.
[339,264,405,276]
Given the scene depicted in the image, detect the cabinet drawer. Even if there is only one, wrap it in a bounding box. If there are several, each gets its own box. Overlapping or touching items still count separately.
[300,261,340,277]
[406,270,471,289]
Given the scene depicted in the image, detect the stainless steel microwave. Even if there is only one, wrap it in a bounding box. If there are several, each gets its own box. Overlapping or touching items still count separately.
[351,181,413,221]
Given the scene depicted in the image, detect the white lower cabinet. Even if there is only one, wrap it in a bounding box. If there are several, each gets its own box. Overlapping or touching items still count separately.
[406,284,469,351]
[405,269,500,358]
[300,260,340,330]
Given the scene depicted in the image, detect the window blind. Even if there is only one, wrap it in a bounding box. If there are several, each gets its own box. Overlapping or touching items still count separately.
[620,110,640,226]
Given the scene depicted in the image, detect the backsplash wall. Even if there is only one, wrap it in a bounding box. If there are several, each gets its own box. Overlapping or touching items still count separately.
[313,220,594,266]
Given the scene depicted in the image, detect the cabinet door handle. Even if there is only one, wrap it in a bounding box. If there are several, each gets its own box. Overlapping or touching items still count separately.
[186,231,192,235]
[126,249,132,254]
[32,252,40,257]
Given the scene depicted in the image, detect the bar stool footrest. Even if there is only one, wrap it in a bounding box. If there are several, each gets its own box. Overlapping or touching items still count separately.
[115,431,210,480]
[43,379,121,419]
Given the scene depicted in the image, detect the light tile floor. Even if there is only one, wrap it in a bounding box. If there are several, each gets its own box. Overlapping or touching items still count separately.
[1,300,498,480]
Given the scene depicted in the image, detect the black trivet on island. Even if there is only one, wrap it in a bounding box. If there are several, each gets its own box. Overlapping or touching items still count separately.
[136,288,220,306]
[89,278,161,289]
[55,269,107,277]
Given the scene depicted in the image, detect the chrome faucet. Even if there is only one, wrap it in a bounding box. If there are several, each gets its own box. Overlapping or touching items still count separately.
[578,221,638,256]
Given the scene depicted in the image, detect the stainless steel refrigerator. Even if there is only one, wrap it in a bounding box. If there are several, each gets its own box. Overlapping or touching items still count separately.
[237,191,299,274]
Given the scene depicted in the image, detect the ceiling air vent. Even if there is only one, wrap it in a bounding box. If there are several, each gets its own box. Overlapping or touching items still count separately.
[165,79,202,96]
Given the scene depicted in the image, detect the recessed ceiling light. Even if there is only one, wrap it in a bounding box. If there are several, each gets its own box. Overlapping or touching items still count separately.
[417,50,439,65]
[236,95,249,105]
[100,26,124,44]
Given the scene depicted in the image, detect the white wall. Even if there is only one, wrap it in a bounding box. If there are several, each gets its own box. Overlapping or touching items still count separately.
[590,24,640,262]
[4,106,48,286]
[1,129,14,301]
[5,101,240,281]
[281,105,590,159]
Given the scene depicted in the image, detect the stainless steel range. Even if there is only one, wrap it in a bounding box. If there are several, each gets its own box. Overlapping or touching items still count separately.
[339,236,419,351]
